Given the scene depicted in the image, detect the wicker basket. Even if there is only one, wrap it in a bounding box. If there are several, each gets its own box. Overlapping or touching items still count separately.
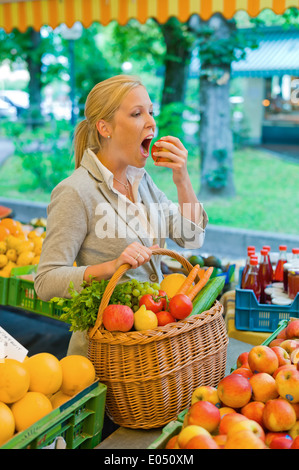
[87,248,228,429]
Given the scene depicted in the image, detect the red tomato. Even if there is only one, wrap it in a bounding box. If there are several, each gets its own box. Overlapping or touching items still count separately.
[139,294,164,313]
[168,294,193,320]
[156,310,176,326]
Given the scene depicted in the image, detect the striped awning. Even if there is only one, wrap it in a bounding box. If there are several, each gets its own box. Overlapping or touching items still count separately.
[232,27,299,77]
[0,0,299,33]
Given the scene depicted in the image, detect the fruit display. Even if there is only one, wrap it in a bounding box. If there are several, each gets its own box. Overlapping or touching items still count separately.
[161,318,299,449]
[0,352,96,446]
[52,263,224,333]
[0,217,45,277]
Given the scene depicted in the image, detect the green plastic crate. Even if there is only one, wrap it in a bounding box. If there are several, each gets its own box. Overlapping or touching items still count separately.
[0,275,10,305]
[7,265,69,322]
[1,381,107,449]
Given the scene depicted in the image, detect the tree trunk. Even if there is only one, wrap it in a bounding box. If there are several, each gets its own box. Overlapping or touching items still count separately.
[160,18,192,106]
[27,28,42,126]
[198,15,236,200]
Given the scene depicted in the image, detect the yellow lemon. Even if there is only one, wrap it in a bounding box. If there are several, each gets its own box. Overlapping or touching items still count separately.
[0,241,7,254]
[17,251,35,266]
[6,249,17,262]
[16,240,34,255]
[0,254,8,268]
[134,304,158,331]
[2,261,16,276]
[0,269,9,278]
[5,235,22,251]
[32,255,40,265]
[160,273,187,298]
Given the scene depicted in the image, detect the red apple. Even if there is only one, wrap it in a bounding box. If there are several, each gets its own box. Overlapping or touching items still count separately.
[289,420,299,440]
[219,407,236,418]
[277,328,287,340]
[270,346,291,366]
[102,304,134,332]
[273,364,297,379]
[291,348,299,365]
[186,401,221,434]
[269,338,284,347]
[213,434,227,448]
[291,403,299,420]
[248,345,279,375]
[279,339,299,355]
[265,431,290,447]
[217,374,252,408]
[291,435,299,449]
[155,310,176,326]
[177,425,211,449]
[231,367,253,379]
[249,372,278,403]
[184,434,219,449]
[165,435,178,449]
[286,319,299,339]
[236,351,249,369]
[275,368,299,404]
[151,140,172,162]
[218,413,249,435]
[263,398,297,432]
[224,430,266,449]
[191,385,220,407]
[241,401,265,428]
[227,418,265,442]
[269,436,293,449]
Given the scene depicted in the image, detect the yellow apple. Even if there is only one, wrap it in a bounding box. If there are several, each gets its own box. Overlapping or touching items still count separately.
[190,385,221,407]
[289,420,299,440]
[217,373,252,408]
[275,368,299,403]
[224,430,266,449]
[241,401,265,428]
[184,434,219,449]
[186,400,221,434]
[176,424,211,449]
[249,372,279,403]
[248,345,279,375]
[218,412,249,435]
[227,418,265,442]
[263,398,296,432]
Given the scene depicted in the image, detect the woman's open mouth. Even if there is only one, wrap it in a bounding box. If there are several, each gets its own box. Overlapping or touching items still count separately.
[140,137,153,157]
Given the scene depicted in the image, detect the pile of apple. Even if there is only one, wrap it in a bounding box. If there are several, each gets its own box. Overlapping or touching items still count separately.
[165,319,299,449]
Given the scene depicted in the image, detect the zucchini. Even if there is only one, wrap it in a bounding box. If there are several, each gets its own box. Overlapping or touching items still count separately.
[189,276,225,316]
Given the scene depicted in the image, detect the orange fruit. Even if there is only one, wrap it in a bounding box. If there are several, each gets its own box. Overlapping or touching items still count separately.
[50,390,72,409]
[24,352,63,395]
[0,359,30,404]
[0,218,19,236]
[60,355,96,396]
[0,226,10,242]
[0,402,15,445]
[11,392,52,432]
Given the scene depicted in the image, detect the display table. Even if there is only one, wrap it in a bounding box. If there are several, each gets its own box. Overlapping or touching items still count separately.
[95,337,262,450]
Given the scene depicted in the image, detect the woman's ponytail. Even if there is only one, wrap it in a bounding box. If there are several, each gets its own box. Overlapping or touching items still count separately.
[73,119,89,169]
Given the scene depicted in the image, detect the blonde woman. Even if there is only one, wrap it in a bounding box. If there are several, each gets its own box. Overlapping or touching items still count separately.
[34,75,208,356]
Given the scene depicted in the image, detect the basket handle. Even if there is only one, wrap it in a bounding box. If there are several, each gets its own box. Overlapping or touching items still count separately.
[88,248,198,338]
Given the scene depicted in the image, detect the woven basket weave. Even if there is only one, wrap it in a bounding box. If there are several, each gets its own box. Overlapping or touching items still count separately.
[87,248,228,429]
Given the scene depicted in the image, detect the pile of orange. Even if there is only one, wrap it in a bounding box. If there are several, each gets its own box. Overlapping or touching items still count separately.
[0,353,96,446]
[0,218,46,277]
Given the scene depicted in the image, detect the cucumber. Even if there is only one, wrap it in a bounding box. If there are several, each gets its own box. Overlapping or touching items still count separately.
[189,276,225,316]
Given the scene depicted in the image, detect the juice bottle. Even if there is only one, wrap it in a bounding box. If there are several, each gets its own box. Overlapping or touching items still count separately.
[283,248,299,292]
[258,249,272,303]
[243,256,261,301]
[274,245,287,282]
[241,246,255,288]
[262,245,273,283]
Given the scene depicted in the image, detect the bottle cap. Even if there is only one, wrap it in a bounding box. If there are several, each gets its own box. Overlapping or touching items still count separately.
[279,245,287,251]
[261,249,268,256]
[247,246,255,254]
[263,245,271,252]
[250,257,258,265]
[292,248,299,254]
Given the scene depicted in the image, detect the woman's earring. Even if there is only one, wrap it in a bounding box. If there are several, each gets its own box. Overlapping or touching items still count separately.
[107,135,111,139]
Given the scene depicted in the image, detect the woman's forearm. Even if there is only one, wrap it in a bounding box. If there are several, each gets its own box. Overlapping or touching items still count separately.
[176,173,204,225]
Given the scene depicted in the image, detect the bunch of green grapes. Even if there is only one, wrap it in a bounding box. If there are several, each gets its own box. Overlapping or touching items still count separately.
[111,279,161,312]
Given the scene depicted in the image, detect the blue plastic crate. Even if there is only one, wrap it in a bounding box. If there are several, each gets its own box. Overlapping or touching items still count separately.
[235,287,299,332]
